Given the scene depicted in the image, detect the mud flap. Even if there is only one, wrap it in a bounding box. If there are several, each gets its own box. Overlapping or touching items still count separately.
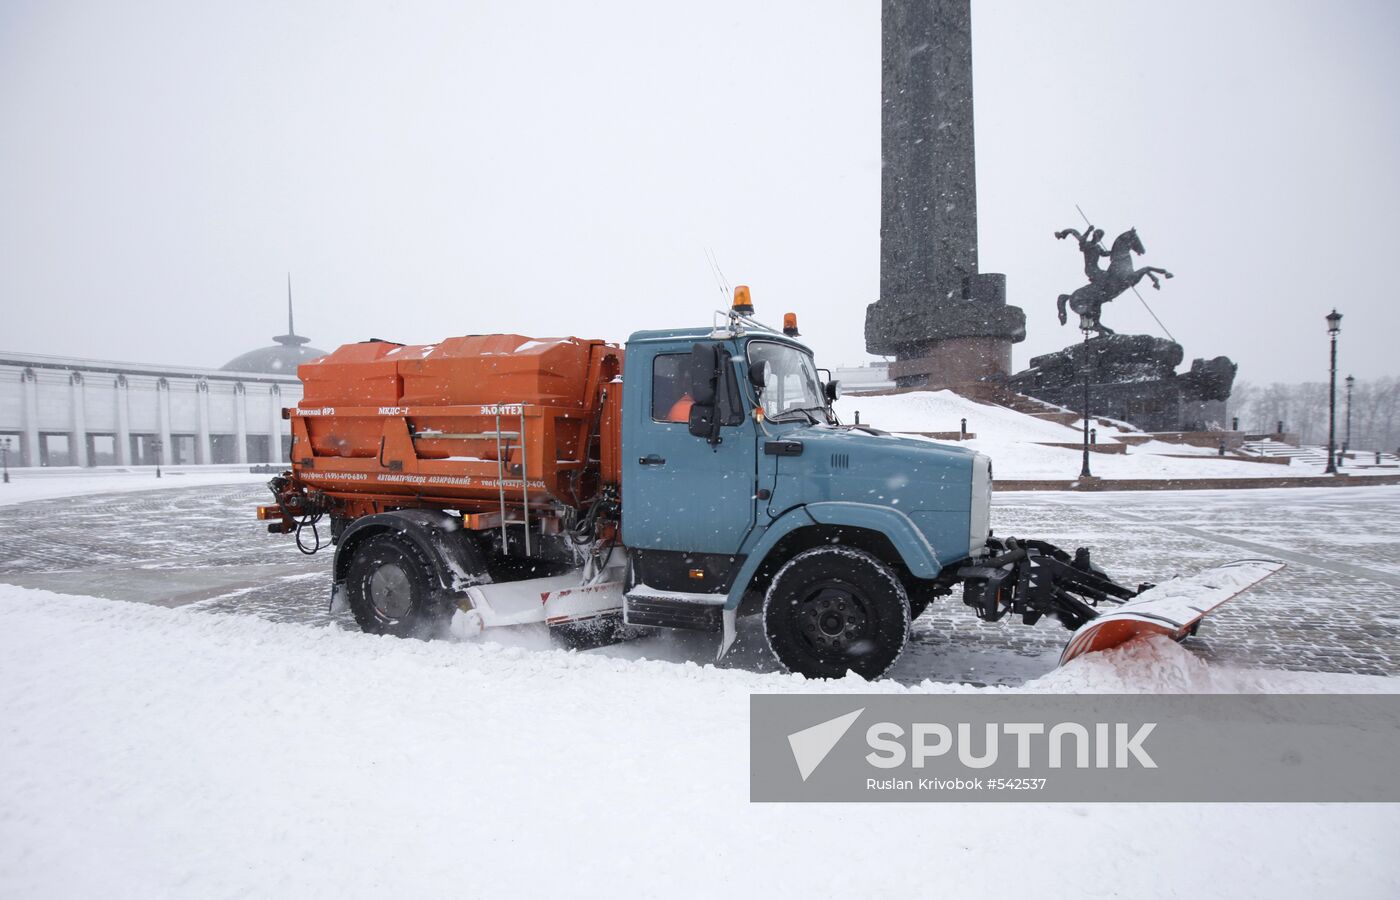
[328,581,349,614]
[1059,559,1285,666]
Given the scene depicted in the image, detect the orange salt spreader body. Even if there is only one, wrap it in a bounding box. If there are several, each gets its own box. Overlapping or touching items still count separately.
[285,334,623,521]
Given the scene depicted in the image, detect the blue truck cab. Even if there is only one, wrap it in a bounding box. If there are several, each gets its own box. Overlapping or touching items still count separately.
[618,310,992,679]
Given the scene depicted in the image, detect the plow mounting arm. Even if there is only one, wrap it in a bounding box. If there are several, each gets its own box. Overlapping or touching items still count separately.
[954,537,1150,632]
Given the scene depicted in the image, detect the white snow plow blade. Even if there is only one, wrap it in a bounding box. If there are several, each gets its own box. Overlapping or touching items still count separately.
[450,572,625,634]
[1059,559,1285,667]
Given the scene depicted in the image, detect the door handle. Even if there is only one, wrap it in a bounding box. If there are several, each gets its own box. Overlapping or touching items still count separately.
[638,454,666,466]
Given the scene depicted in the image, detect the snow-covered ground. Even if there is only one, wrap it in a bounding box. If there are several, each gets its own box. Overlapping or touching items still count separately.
[3,438,1398,898]
[1,586,1397,900]
[835,390,1392,481]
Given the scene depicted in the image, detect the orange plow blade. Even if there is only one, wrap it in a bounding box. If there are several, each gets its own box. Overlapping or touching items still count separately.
[1059,559,1285,666]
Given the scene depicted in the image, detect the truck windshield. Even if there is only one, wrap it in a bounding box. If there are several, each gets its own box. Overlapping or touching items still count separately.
[747,340,827,423]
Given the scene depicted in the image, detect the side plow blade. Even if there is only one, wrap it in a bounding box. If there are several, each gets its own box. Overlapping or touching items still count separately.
[1058,559,1285,666]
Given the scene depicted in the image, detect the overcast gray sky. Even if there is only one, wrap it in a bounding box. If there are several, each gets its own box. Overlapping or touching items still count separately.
[2,0,1397,383]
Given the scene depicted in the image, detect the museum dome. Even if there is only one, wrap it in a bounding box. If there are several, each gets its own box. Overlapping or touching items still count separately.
[222,281,328,375]
[221,340,327,375]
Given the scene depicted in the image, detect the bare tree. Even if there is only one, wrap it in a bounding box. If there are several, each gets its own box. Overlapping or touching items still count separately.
[1228,376,1399,454]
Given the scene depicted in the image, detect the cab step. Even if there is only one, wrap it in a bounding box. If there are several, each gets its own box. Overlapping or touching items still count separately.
[624,586,726,632]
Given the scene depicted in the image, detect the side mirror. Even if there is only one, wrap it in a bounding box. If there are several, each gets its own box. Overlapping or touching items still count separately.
[689,343,719,405]
[824,380,841,403]
[748,359,768,394]
[686,343,740,446]
[688,403,715,439]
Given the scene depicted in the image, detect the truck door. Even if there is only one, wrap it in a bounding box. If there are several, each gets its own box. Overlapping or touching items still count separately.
[621,340,756,556]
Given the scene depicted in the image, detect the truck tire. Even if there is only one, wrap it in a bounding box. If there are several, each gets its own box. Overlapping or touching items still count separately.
[762,547,911,680]
[346,532,453,639]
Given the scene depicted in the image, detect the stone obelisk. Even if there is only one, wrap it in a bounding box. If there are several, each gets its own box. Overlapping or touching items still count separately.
[865,0,1025,391]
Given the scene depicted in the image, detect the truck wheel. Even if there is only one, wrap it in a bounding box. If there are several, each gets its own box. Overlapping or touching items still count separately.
[346,533,451,639]
[762,547,911,680]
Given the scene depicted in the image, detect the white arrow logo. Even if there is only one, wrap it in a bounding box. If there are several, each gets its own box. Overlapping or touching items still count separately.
[787,708,864,781]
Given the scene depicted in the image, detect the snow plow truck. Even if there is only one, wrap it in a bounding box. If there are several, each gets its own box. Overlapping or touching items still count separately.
[259,289,1280,679]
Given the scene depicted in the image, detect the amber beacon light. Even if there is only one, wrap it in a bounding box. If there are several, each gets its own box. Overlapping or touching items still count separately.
[731,285,754,316]
[783,313,800,336]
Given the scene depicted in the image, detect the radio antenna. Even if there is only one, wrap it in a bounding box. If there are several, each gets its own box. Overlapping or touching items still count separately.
[704,246,731,297]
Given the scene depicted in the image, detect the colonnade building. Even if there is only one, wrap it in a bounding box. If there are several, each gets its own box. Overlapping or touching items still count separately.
[0,317,325,468]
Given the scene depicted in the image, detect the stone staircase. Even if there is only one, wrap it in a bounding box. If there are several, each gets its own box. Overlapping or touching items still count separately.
[1239,441,1400,469]
[994,389,1133,432]
[1239,440,1332,467]
[1357,450,1400,467]
[999,389,1265,456]
[1238,442,1400,469]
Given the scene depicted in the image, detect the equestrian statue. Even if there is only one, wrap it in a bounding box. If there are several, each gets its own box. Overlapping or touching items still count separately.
[1054,225,1173,337]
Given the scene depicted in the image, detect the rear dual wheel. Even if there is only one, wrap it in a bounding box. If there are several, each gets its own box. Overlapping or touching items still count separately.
[762,547,911,680]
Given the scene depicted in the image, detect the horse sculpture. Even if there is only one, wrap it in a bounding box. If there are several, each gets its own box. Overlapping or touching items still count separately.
[1055,226,1172,337]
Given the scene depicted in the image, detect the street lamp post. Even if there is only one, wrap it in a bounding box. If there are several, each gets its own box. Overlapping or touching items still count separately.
[1344,374,1355,456]
[1,437,11,484]
[1079,315,1094,479]
[152,438,163,479]
[1324,310,1342,475]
